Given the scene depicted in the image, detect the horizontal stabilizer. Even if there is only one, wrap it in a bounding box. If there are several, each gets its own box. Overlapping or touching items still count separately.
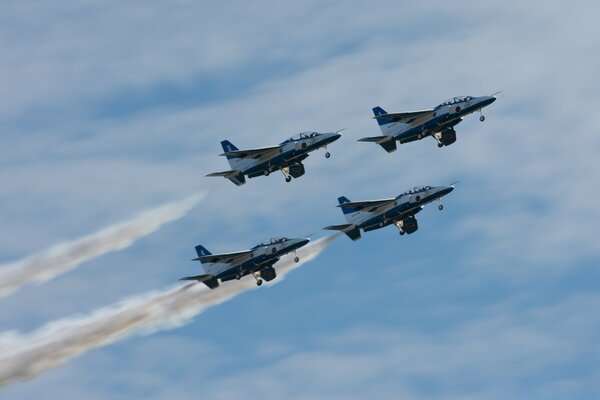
[358,136,397,153]
[206,170,246,186]
[358,136,389,143]
[206,170,238,178]
[323,224,361,241]
[180,274,220,289]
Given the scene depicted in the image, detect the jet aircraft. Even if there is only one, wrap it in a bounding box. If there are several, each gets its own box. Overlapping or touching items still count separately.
[324,185,455,240]
[180,236,310,289]
[206,131,342,185]
[359,94,497,152]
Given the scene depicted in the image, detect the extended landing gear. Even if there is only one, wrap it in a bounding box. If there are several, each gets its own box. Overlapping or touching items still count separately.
[399,230,405,236]
[325,151,331,158]
[281,168,292,183]
[437,199,444,210]
[252,272,263,286]
[263,170,270,176]
[479,110,486,122]
[294,254,300,263]
[235,273,241,280]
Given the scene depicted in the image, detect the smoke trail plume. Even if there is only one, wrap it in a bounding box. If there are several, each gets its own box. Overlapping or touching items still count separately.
[0,193,204,297]
[0,236,336,387]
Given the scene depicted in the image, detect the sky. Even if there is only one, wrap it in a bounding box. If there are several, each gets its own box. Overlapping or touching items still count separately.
[1,0,600,398]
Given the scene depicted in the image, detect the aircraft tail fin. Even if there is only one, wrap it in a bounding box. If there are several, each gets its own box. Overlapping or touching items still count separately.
[372,106,388,126]
[220,140,239,157]
[323,223,361,241]
[220,140,246,170]
[180,274,220,289]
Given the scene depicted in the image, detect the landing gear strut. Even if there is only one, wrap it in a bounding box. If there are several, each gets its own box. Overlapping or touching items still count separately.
[253,272,263,286]
[437,199,444,210]
[479,110,486,122]
[281,168,292,183]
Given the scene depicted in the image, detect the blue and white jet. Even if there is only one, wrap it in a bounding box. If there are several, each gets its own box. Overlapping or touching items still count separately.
[180,236,310,289]
[206,131,342,185]
[324,185,455,240]
[359,94,497,152]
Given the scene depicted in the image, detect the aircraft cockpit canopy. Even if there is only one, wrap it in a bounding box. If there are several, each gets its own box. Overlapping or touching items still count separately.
[437,96,473,108]
[283,132,319,143]
[257,237,289,247]
[401,186,432,196]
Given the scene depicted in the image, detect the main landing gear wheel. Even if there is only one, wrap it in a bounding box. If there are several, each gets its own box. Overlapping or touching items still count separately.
[437,142,444,148]
[399,230,405,236]
[263,170,270,176]
[285,176,292,183]
[325,152,331,158]
[235,273,241,280]
[480,115,485,122]
[438,204,444,210]
[256,279,263,286]
[294,256,300,263]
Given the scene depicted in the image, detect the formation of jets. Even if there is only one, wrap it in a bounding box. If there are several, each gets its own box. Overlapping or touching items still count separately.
[185,94,497,288]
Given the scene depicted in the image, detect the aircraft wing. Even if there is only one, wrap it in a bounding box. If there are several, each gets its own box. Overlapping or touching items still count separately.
[337,198,396,212]
[219,145,282,161]
[373,109,435,123]
[193,250,253,264]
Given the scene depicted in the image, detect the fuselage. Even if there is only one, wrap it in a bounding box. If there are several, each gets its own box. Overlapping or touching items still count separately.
[382,95,496,142]
[239,132,341,176]
[207,237,309,280]
[351,186,454,231]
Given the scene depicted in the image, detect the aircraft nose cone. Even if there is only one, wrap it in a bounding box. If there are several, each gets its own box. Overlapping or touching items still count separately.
[298,238,310,247]
[329,132,342,143]
[480,96,496,107]
[438,185,454,196]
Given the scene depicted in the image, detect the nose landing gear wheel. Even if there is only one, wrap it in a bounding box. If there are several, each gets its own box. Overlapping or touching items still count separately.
[438,204,444,210]
[325,152,331,158]
[480,115,485,122]
[294,256,299,263]
[256,279,263,286]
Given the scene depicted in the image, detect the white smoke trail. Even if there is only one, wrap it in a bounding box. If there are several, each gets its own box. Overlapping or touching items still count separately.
[0,236,336,387]
[0,193,204,298]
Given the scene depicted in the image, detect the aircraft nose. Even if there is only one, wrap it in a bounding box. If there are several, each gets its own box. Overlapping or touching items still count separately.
[298,238,310,247]
[328,132,342,143]
[479,96,496,107]
[438,185,454,196]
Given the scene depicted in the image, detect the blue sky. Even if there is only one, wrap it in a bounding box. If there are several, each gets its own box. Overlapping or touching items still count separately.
[1,0,600,398]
